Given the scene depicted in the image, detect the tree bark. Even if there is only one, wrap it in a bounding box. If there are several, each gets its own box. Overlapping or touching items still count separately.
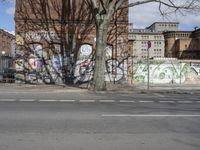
[92,20,108,91]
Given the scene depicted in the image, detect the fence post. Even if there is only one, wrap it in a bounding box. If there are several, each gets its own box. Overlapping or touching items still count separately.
[180,61,182,84]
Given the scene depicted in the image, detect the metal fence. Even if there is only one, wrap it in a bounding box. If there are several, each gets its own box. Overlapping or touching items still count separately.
[0,55,15,83]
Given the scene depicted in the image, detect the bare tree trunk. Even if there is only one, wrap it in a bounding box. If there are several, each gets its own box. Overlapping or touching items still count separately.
[92,20,108,91]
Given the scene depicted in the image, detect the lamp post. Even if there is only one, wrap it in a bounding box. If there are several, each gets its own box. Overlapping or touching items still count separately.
[147,41,151,91]
[1,51,6,72]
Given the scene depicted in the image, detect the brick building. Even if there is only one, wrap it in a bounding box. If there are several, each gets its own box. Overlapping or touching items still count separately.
[164,29,200,59]
[0,28,15,56]
[0,29,15,72]
[15,0,128,83]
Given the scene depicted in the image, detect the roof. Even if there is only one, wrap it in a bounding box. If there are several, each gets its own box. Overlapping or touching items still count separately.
[163,31,192,34]
[0,28,15,39]
[146,22,179,29]
[129,28,163,34]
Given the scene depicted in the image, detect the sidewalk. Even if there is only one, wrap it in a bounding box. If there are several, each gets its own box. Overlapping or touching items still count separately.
[0,83,87,93]
[0,83,200,94]
[105,83,200,94]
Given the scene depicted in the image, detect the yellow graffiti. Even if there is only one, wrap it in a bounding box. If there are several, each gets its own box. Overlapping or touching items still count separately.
[16,35,24,45]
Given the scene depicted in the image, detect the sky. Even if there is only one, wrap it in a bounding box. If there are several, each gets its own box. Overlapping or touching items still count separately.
[0,0,15,34]
[0,0,200,34]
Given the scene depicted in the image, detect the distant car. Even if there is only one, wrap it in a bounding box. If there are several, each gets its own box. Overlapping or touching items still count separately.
[2,68,16,83]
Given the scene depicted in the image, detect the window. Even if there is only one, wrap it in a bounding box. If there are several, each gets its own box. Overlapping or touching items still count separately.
[185,44,188,49]
[141,35,149,40]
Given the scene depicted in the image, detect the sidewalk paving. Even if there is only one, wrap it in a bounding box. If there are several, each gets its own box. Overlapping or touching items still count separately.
[104,83,200,94]
[0,83,200,94]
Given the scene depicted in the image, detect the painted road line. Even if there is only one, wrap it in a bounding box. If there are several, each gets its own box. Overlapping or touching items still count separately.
[178,101,193,104]
[39,99,58,102]
[79,100,95,103]
[171,98,182,101]
[59,100,75,102]
[119,100,135,103]
[0,99,16,102]
[102,114,200,117]
[139,101,154,103]
[99,100,115,103]
[159,101,175,103]
[19,99,35,102]
[154,93,165,98]
[189,98,200,101]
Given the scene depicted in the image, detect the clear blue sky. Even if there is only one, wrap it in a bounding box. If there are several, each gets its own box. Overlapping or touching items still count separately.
[0,0,200,34]
[0,0,15,33]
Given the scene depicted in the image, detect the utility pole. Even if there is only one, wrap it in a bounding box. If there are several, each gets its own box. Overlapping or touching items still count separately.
[147,41,151,91]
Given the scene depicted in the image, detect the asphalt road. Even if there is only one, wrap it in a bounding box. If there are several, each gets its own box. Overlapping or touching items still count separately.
[0,88,200,150]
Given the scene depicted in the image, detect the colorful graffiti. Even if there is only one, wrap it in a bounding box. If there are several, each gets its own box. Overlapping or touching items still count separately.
[74,44,93,83]
[29,58,43,70]
[15,59,24,71]
[191,63,200,76]
[132,61,200,84]
[52,55,62,72]
[25,30,56,42]
[16,42,64,84]
[74,44,128,83]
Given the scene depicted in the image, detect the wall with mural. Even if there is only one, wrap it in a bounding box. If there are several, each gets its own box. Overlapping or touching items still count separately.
[16,31,200,85]
[15,31,129,84]
[132,60,200,84]
[73,44,128,83]
[15,31,63,84]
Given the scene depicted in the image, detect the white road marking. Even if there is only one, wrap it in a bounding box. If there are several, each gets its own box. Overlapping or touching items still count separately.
[0,99,199,104]
[79,100,95,103]
[171,98,182,101]
[39,99,57,102]
[178,101,193,103]
[154,93,165,98]
[0,99,16,102]
[19,99,35,102]
[99,100,115,103]
[139,101,154,103]
[189,98,200,101]
[58,100,75,102]
[119,100,135,103]
[102,114,200,117]
[159,101,175,103]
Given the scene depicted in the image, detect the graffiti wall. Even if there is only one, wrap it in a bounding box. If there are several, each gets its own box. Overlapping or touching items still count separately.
[74,44,128,83]
[132,60,200,84]
[16,31,64,84]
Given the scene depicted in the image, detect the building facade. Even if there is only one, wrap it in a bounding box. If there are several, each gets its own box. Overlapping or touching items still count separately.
[128,22,179,59]
[0,29,15,56]
[146,22,179,32]
[164,29,200,59]
[0,29,15,72]
[128,22,200,60]
[15,0,129,84]
[129,29,165,59]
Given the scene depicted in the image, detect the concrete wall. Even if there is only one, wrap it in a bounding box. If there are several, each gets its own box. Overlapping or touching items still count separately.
[132,60,200,84]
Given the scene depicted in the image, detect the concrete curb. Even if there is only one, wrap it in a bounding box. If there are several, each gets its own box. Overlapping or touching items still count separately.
[1,83,200,94]
[92,89,200,95]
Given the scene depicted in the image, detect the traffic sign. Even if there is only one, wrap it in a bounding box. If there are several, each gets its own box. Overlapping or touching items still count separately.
[147,41,151,49]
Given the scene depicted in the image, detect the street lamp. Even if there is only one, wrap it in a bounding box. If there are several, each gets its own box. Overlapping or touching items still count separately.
[1,51,5,55]
[147,41,151,91]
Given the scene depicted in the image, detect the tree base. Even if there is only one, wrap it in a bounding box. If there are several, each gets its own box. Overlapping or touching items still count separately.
[89,81,107,91]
